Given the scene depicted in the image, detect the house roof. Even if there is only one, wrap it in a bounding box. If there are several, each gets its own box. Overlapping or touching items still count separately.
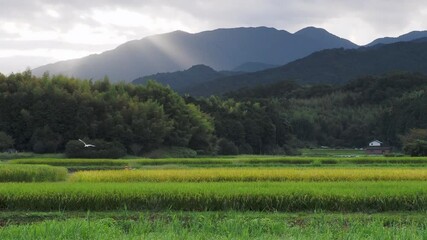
[370,140,383,144]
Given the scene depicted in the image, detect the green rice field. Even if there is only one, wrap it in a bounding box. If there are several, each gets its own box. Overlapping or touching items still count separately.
[2,154,427,239]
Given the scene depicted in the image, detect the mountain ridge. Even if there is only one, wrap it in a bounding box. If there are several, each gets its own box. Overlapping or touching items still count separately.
[367,30,427,46]
[133,64,241,93]
[32,26,358,82]
[186,39,427,96]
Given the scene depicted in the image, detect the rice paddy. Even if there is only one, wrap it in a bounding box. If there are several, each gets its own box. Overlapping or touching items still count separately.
[0,164,67,182]
[70,167,427,182]
[2,154,427,238]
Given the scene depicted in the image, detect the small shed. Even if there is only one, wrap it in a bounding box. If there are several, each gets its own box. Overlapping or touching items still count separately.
[365,140,391,155]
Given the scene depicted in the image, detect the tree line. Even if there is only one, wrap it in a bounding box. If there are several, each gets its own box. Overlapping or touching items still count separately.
[0,71,214,155]
[0,71,426,156]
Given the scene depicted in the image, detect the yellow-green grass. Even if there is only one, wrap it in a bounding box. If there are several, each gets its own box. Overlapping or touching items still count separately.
[70,167,427,182]
[1,182,427,211]
[0,164,67,182]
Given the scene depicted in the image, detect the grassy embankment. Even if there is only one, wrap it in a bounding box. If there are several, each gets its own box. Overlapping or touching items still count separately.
[1,212,426,240]
[9,156,427,170]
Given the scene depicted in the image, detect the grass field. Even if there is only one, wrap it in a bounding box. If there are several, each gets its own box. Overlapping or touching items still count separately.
[2,153,427,238]
[1,212,426,240]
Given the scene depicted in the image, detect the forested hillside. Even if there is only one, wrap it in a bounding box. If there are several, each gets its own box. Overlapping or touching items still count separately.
[0,72,426,155]
[220,73,427,149]
[132,65,239,94]
[189,40,427,96]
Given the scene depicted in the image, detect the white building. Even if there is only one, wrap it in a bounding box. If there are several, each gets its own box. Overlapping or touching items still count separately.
[368,140,383,147]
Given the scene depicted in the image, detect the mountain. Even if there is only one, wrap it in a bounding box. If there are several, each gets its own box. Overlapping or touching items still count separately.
[367,30,427,46]
[32,27,358,82]
[187,40,427,96]
[232,62,278,72]
[132,64,239,93]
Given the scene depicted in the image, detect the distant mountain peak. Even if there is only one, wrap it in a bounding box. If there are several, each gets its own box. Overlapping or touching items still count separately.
[132,64,239,93]
[33,26,358,82]
[187,64,216,72]
[294,26,358,48]
[367,30,427,46]
[294,26,329,35]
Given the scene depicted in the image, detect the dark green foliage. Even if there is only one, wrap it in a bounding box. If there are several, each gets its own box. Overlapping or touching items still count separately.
[186,96,295,154]
[238,143,253,154]
[0,132,14,151]
[30,125,62,153]
[0,73,214,154]
[144,147,197,158]
[403,140,427,156]
[401,129,427,156]
[217,139,239,155]
[1,70,426,154]
[218,73,427,149]
[65,139,126,159]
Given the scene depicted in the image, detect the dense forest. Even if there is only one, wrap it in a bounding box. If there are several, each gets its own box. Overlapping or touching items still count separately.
[0,71,426,156]
[223,73,427,149]
[0,71,215,156]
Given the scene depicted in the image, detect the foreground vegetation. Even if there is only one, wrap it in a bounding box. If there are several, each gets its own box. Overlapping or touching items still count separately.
[2,154,427,238]
[1,212,427,240]
[1,181,427,211]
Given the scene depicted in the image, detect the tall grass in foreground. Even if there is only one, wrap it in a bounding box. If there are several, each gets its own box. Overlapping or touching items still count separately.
[0,164,67,182]
[70,167,427,182]
[1,182,427,211]
[1,214,426,240]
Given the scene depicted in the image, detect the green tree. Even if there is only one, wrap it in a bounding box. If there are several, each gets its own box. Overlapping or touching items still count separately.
[401,129,427,156]
[0,131,14,151]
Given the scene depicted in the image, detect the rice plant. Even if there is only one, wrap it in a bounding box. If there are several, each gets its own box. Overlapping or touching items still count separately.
[0,182,427,211]
[69,167,427,182]
[0,164,67,182]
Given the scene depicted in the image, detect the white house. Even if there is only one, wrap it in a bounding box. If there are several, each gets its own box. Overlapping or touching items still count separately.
[366,140,391,155]
[369,140,383,147]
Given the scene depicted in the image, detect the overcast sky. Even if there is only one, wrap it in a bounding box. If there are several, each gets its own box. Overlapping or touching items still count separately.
[1,0,427,74]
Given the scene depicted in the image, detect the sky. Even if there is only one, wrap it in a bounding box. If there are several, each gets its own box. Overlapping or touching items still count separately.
[1,0,427,74]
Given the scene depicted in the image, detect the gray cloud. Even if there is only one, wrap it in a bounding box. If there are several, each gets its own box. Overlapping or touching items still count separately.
[0,0,427,73]
[0,40,114,51]
[1,0,426,40]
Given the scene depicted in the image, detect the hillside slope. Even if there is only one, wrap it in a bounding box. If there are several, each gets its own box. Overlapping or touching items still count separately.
[32,27,357,82]
[188,40,427,96]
